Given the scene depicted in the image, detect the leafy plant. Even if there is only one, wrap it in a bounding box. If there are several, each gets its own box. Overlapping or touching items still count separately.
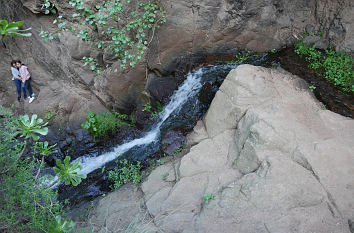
[41,0,58,15]
[33,140,57,157]
[309,85,316,91]
[0,106,69,232]
[0,20,31,47]
[33,141,58,179]
[202,193,214,204]
[45,111,55,120]
[318,30,324,37]
[53,156,87,186]
[223,51,257,64]
[33,141,57,157]
[83,56,101,73]
[234,51,253,63]
[49,216,76,233]
[81,111,133,140]
[161,172,168,181]
[295,41,322,69]
[143,101,163,117]
[41,0,166,72]
[156,101,163,112]
[15,114,48,141]
[294,37,354,93]
[323,49,354,92]
[108,159,143,190]
[174,142,185,155]
[142,103,152,112]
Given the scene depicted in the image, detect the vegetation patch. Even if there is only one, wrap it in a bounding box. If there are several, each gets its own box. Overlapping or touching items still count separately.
[295,38,354,93]
[142,101,163,117]
[202,193,214,204]
[108,159,143,190]
[41,0,166,72]
[81,111,135,140]
[0,106,86,233]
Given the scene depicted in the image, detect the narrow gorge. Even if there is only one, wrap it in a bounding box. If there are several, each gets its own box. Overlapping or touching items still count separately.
[0,0,353,232]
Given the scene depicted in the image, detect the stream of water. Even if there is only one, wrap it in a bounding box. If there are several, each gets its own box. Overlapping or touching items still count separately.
[50,64,239,195]
[77,68,203,174]
[73,65,239,177]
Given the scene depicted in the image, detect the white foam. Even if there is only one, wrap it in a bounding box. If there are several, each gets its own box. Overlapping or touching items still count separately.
[75,68,204,175]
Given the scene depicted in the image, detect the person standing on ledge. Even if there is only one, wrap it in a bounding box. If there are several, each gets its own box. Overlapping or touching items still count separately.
[16,60,35,103]
[11,60,24,102]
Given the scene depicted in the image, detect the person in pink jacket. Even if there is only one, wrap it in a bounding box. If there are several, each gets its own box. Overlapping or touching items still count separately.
[16,61,35,103]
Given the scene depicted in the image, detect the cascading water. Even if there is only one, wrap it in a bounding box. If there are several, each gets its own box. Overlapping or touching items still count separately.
[73,64,244,177]
[57,63,267,203]
[54,54,277,204]
[75,67,207,176]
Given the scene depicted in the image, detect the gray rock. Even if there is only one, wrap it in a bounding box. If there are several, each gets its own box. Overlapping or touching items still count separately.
[161,130,185,156]
[144,65,354,232]
[74,184,158,232]
[305,24,315,34]
[303,35,329,49]
[74,65,354,233]
[73,129,89,142]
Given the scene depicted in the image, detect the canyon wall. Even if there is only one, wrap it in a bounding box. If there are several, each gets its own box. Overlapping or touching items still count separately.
[0,0,353,127]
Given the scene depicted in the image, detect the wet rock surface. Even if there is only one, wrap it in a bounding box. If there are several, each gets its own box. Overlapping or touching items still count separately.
[161,130,185,156]
[146,73,178,104]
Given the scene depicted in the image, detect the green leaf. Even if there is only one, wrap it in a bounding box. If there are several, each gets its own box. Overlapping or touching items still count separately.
[32,127,48,135]
[7,21,24,28]
[54,156,86,186]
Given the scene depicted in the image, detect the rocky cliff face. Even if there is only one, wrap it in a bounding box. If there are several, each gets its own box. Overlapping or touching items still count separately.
[1,0,353,128]
[76,65,354,233]
[0,0,107,129]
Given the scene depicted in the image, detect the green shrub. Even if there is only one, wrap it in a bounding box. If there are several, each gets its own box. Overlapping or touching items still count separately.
[294,39,354,93]
[81,111,134,140]
[108,159,143,190]
[0,106,82,233]
[294,41,322,69]
[41,0,166,72]
[323,50,354,92]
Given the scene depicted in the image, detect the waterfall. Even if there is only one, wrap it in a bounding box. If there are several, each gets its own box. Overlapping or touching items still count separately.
[76,68,205,175]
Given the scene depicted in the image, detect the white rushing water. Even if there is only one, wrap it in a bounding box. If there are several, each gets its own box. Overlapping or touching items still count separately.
[75,68,205,175]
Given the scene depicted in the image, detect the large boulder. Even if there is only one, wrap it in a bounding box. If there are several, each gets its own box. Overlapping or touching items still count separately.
[141,65,354,232]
